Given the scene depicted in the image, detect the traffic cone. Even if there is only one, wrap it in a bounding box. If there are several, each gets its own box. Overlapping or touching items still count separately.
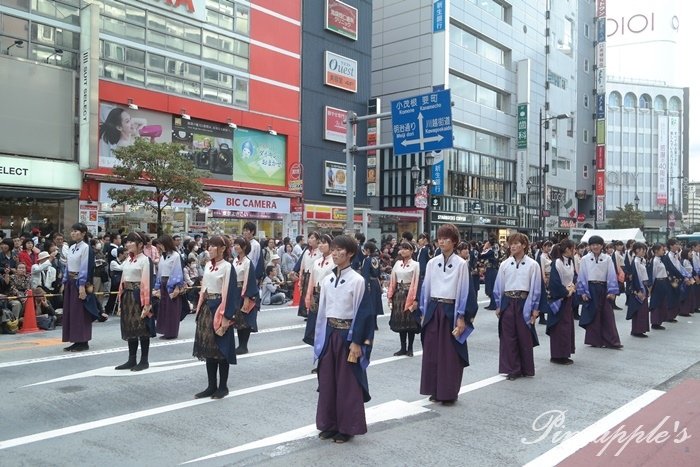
[292,279,301,307]
[19,289,41,334]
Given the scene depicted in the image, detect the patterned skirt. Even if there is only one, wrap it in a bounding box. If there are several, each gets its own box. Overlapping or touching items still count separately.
[192,300,225,360]
[297,272,311,317]
[120,288,152,340]
[389,283,420,332]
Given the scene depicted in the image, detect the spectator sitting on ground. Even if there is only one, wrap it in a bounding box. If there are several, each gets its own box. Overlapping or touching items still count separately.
[32,288,57,330]
[31,251,57,290]
[9,262,31,317]
[260,265,287,306]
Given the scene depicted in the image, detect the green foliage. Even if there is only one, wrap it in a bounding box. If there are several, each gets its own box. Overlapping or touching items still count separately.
[107,139,212,236]
[608,203,645,229]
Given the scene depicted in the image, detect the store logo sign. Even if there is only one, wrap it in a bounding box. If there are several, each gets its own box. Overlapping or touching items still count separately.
[142,0,207,22]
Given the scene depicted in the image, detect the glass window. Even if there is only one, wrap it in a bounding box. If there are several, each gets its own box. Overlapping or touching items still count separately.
[124,66,144,85]
[147,53,165,72]
[584,59,589,73]
[3,15,29,39]
[234,78,248,107]
[103,62,125,80]
[146,71,166,91]
[639,94,651,109]
[609,91,621,107]
[583,94,589,108]
[624,93,636,108]
[235,5,250,35]
[183,80,200,98]
[653,95,666,111]
[480,155,494,177]
[125,48,145,67]
[31,0,79,25]
[1,0,30,11]
[669,97,681,111]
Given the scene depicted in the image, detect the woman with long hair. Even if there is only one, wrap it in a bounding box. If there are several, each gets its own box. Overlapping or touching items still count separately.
[115,232,154,371]
[192,236,241,399]
[546,239,577,365]
[627,242,651,337]
[232,236,260,355]
[62,223,94,352]
[154,234,185,339]
[360,241,384,329]
[296,232,320,318]
[388,242,420,356]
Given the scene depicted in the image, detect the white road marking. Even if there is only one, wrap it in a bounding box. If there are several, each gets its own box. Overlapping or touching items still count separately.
[23,345,309,387]
[182,373,506,464]
[522,389,666,467]
[0,351,425,450]
[182,400,431,464]
[0,323,306,369]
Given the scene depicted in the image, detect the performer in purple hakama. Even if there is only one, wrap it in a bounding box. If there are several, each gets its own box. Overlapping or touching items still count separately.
[576,235,622,349]
[62,223,94,352]
[154,235,185,339]
[231,237,260,355]
[494,233,542,379]
[304,234,335,348]
[691,242,700,313]
[419,224,477,403]
[115,232,154,371]
[626,242,650,338]
[649,243,672,329]
[665,239,691,321]
[192,236,243,399]
[546,239,576,365]
[678,248,696,317]
[314,235,374,444]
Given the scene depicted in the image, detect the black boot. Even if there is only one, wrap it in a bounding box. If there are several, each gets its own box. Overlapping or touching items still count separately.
[538,313,547,325]
[195,358,218,398]
[407,332,416,357]
[236,329,250,355]
[131,337,150,371]
[212,360,229,399]
[115,339,138,370]
[394,332,407,356]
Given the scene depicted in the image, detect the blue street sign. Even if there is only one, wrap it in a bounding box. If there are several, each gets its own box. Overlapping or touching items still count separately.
[433,0,446,32]
[391,89,453,156]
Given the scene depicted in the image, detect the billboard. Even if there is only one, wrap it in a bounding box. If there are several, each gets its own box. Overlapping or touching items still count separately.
[324,51,358,93]
[325,0,358,40]
[98,103,172,168]
[324,160,356,196]
[172,117,233,181]
[232,128,287,187]
[324,106,348,143]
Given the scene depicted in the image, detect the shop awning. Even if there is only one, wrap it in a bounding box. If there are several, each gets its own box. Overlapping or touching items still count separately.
[0,187,79,200]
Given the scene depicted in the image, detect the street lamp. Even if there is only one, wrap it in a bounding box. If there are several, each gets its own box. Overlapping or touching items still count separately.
[5,39,24,55]
[45,48,63,63]
[539,109,569,241]
[634,194,640,211]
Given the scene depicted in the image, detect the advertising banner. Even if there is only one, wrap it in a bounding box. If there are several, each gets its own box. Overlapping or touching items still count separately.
[596,194,606,222]
[324,160,355,196]
[232,128,287,187]
[668,115,679,179]
[324,51,358,93]
[596,145,605,170]
[517,104,528,149]
[433,0,445,32]
[325,0,358,40]
[657,115,668,205]
[98,102,173,168]
[79,201,99,237]
[431,150,444,196]
[172,117,233,181]
[516,150,527,195]
[324,106,348,143]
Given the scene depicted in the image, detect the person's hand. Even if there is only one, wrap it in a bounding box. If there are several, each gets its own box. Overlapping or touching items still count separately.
[305,296,312,310]
[153,289,160,299]
[452,315,466,337]
[495,308,501,318]
[530,310,540,325]
[606,293,616,301]
[78,286,86,300]
[581,294,590,302]
[141,305,152,319]
[348,342,362,362]
[169,288,180,299]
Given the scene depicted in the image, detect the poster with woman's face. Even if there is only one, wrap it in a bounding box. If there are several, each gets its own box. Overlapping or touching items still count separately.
[98,103,172,168]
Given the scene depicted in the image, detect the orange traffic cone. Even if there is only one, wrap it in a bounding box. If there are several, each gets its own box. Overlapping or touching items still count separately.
[292,278,301,307]
[19,289,41,334]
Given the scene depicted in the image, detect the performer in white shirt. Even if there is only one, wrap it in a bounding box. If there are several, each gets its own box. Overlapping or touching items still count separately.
[61,223,93,352]
[576,235,622,349]
[546,239,577,365]
[296,232,319,318]
[153,235,185,339]
[419,224,477,404]
[304,234,334,348]
[494,233,543,379]
[314,235,374,444]
[231,237,260,355]
[626,242,650,338]
[387,242,420,356]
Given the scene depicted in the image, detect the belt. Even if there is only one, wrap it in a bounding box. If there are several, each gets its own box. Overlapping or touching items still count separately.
[122,281,140,290]
[328,318,352,329]
[314,285,321,293]
[206,293,222,299]
[431,298,455,304]
[655,277,669,281]
[237,281,244,287]
[589,280,606,285]
[396,282,409,289]
[505,290,528,299]
[68,272,78,278]
[161,276,169,282]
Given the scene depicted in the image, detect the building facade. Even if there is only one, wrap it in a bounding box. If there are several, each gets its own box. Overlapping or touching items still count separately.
[0,0,302,239]
[372,0,595,242]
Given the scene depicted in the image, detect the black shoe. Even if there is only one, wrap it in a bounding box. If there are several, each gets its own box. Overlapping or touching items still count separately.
[613,305,623,310]
[666,319,678,323]
[332,433,353,444]
[194,387,216,399]
[393,349,407,356]
[98,313,108,322]
[428,395,438,402]
[631,333,648,338]
[131,361,149,371]
[406,350,414,357]
[64,343,77,352]
[311,367,318,374]
[319,430,338,440]
[550,357,573,365]
[211,387,229,399]
[506,374,520,381]
[71,343,89,352]
[609,344,624,349]
[235,347,248,355]
[652,324,666,330]
[115,359,136,370]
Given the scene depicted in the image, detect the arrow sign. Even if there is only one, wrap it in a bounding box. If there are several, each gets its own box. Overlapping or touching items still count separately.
[392,89,453,156]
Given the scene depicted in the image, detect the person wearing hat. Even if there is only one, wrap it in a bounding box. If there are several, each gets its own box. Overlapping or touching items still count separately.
[576,235,623,349]
[260,265,287,305]
[31,250,57,290]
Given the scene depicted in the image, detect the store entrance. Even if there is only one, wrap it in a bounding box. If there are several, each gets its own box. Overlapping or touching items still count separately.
[0,197,65,238]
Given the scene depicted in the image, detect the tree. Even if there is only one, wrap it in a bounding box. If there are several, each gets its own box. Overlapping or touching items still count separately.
[608,203,645,229]
[108,139,212,237]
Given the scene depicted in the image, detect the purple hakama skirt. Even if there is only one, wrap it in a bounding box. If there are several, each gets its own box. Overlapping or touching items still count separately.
[631,300,650,334]
[498,298,535,377]
[155,283,181,338]
[583,285,621,348]
[62,280,92,343]
[549,296,575,359]
[420,303,464,401]
[316,329,367,436]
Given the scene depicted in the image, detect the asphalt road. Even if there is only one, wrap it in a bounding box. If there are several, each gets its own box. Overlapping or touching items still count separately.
[1,291,699,466]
